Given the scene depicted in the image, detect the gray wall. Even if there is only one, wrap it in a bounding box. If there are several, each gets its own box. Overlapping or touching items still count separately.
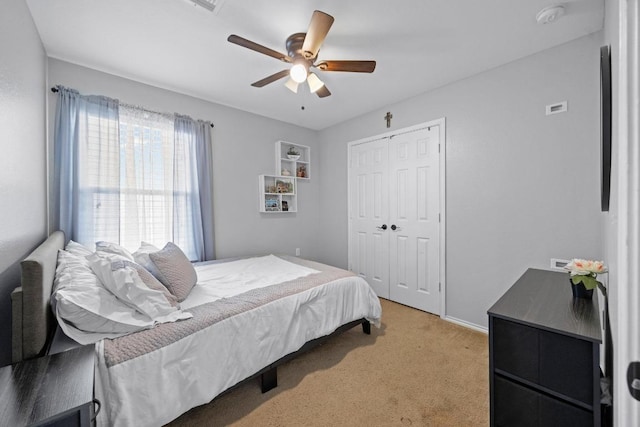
[47,59,321,261]
[317,33,605,329]
[0,0,48,366]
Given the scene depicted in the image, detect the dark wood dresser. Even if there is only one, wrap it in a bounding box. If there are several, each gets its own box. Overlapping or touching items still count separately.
[488,268,602,426]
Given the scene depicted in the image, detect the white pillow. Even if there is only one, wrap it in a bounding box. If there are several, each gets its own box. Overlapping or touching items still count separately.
[132,242,162,279]
[54,249,91,293]
[95,241,135,262]
[123,260,179,307]
[87,253,187,319]
[65,240,93,258]
[52,250,157,344]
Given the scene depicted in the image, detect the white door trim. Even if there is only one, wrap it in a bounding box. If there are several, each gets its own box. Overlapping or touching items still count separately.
[347,118,447,318]
[615,1,640,425]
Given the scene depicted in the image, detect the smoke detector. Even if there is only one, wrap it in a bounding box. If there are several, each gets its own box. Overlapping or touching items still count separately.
[536,5,565,24]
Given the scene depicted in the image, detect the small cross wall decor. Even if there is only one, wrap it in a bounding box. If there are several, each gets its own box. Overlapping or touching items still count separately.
[384,111,393,128]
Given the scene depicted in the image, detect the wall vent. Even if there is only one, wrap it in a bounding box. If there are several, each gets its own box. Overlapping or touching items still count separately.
[546,101,568,115]
[185,0,226,14]
[550,258,570,271]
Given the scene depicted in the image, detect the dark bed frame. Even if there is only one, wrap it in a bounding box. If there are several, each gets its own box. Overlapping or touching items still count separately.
[12,230,371,396]
[240,318,369,394]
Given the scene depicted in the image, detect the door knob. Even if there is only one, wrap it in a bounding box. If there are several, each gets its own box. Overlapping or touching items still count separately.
[376,224,388,230]
[391,224,402,231]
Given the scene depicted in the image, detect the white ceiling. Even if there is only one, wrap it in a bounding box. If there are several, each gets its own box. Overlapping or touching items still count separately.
[26,0,604,130]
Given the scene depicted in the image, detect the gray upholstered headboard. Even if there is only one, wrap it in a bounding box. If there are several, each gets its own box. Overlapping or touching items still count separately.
[11,230,65,363]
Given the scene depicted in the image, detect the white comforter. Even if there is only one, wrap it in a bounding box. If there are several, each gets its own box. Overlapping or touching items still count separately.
[181,254,320,308]
[94,256,381,427]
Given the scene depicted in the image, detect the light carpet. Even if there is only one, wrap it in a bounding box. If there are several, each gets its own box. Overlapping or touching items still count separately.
[168,298,489,426]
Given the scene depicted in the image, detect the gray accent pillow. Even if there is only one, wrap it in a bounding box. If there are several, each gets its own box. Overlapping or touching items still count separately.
[149,242,197,302]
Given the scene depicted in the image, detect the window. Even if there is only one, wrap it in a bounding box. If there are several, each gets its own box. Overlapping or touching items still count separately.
[54,86,213,261]
[118,107,179,252]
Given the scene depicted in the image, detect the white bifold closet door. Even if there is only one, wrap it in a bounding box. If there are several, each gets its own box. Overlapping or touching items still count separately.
[349,125,441,315]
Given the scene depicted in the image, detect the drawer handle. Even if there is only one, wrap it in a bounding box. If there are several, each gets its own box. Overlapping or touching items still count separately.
[91,398,102,422]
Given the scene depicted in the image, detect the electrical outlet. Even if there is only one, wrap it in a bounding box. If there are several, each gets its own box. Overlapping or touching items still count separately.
[295,248,301,257]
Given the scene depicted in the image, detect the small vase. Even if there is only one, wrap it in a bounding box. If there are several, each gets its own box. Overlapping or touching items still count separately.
[571,281,594,299]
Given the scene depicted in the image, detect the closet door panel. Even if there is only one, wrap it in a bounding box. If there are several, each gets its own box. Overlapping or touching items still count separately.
[389,127,440,314]
[348,139,390,298]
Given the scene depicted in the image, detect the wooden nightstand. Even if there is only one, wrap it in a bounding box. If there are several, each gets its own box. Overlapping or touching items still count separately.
[0,345,95,427]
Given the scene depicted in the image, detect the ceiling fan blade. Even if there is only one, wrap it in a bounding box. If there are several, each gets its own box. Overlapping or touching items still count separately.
[315,85,331,98]
[316,60,376,73]
[228,35,291,63]
[302,10,334,59]
[251,70,291,88]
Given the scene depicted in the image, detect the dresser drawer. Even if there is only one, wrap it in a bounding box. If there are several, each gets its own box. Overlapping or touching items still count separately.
[493,317,595,404]
[493,317,539,382]
[538,328,595,404]
[494,375,592,427]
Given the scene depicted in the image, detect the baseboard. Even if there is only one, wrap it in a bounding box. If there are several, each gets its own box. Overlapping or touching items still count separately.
[444,316,488,334]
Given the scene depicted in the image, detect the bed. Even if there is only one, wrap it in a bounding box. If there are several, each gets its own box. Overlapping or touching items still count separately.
[11,231,382,426]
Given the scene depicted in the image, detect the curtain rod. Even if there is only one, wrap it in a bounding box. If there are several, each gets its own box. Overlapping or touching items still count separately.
[50,86,214,128]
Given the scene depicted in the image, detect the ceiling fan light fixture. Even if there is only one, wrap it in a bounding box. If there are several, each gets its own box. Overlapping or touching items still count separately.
[285,78,299,93]
[227,10,375,98]
[307,72,325,93]
[290,60,308,83]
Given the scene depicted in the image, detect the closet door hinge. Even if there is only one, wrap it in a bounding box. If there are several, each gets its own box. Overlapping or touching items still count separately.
[439,282,441,292]
[438,213,441,223]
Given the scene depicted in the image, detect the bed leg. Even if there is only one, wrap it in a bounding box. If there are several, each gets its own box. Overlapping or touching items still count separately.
[261,366,277,393]
[362,320,371,335]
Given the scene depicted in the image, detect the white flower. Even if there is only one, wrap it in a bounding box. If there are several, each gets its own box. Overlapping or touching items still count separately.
[565,259,607,290]
[564,259,607,276]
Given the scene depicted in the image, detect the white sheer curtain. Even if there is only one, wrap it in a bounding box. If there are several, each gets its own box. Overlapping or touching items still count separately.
[117,106,203,260]
[118,106,177,252]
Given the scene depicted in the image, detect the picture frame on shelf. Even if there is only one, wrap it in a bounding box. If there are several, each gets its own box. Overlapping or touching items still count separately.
[265,197,280,211]
[282,201,289,212]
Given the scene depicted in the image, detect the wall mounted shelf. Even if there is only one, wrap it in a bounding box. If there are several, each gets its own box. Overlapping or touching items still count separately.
[259,175,297,213]
[275,141,310,180]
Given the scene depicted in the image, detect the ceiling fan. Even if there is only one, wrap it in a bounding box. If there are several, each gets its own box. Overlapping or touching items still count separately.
[227,10,376,98]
